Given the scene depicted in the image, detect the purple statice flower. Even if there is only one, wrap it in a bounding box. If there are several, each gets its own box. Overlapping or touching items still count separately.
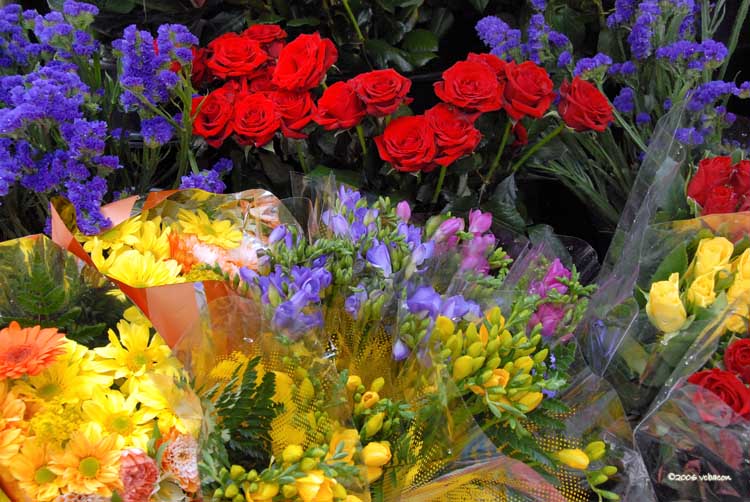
[64,175,111,234]
[573,53,612,79]
[179,169,225,193]
[156,24,197,65]
[529,303,565,337]
[141,116,174,147]
[60,119,107,159]
[739,81,750,98]
[366,241,393,277]
[212,157,233,173]
[0,5,41,68]
[62,1,99,19]
[476,16,522,60]
[392,338,410,361]
[548,30,570,48]
[526,14,548,64]
[529,258,571,297]
[396,200,411,222]
[678,0,698,38]
[686,80,739,112]
[557,51,572,68]
[606,0,638,28]
[608,60,637,76]
[627,0,660,60]
[636,112,650,125]
[70,29,98,57]
[613,87,635,114]
[663,98,672,111]
[468,209,492,235]
[655,40,727,70]
[675,127,705,145]
[530,0,546,11]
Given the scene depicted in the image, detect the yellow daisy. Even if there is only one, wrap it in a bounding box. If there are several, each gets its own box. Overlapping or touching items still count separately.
[0,380,25,467]
[177,208,242,249]
[49,422,123,497]
[81,217,142,253]
[27,399,84,447]
[82,390,155,451]
[102,250,184,287]
[9,439,61,502]
[128,373,202,437]
[132,216,172,260]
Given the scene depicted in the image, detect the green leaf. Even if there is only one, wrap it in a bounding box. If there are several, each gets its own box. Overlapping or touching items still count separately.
[309,165,362,188]
[482,175,526,233]
[401,29,439,53]
[467,0,490,12]
[429,7,454,39]
[364,39,414,72]
[257,13,285,24]
[732,235,750,258]
[405,51,438,68]
[649,242,688,284]
[286,17,320,27]
[597,490,621,500]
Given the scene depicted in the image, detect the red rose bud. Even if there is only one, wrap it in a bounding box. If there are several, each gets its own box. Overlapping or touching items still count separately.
[207,32,269,80]
[687,156,733,206]
[725,338,750,384]
[270,90,316,139]
[232,92,281,147]
[558,77,613,132]
[434,59,504,113]
[272,33,337,91]
[191,46,211,87]
[242,24,287,58]
[192,82,238,147]
[688,368,750,419]
[512,122,528,147]
[502,61,555,121]
[374,115,437,173]
[731,159,750,195]
[425,103,481,166]
[313,81,366,130]
[349,69,413,117]
[702,185,738,215]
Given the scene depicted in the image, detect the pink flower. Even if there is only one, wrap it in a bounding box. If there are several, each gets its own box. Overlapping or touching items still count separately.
[434,217,464,251]
[529,259,571,297]
[120,449,159,502]
[468,209,492,235]
[529,303,565,337]
[396,201,411,222]
[460,233,495,274]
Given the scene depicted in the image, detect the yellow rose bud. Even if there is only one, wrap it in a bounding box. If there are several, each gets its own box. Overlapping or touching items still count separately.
[250,482,279,501]
[435,316,455,341]
[513,356,534,374]
[282,444,304,464]
[328,429,359,464]
[361,442,392,467]
[515,391,543,412]
[687,272,717,308]
[365,412,385,438]
[295,471,334,502]
[556,448,590,470]
[725,303,749,333]
[346,375,362,392]
[366,466,384,483]
[584,441,607,462]
[361,391,380,409]
[452,355,475,380]
[694,236,734,277]
[734,248,750,280]
[646,273,687,332]
[728,278,750,303]
[370,377,385,393]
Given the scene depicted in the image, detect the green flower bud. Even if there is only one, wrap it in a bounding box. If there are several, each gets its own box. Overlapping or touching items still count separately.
[229,465,246,481]
[533,348,549,364]
[471,356,485,372]
[584,441,607,462]
[602,465,618,476]
[486,356,501,369]
[300,457,318,472]
[246,469,258,481]
[212,488,224,499]
[371,377,385,392]
[224,483,239,499]
[589,473,608,486]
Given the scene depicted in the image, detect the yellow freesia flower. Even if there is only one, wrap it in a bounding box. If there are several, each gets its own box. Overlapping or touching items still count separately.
[177,208,242,249]
[82,390,155,451]
[102,249,183,287]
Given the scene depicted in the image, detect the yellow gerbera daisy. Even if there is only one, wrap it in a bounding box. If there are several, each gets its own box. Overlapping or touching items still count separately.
[49,422,123,497]
[0,380,25,466]
[177,208,242,249]
[9,439,61,502]
[128,373,202,437]
[82,391,155,451]
[81,218,142,253]
[102,250,184,287]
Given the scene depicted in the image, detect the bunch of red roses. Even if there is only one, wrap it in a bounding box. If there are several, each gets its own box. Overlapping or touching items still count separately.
[374,52,614,173]
[688,338,750,423]
[686,156,750,215]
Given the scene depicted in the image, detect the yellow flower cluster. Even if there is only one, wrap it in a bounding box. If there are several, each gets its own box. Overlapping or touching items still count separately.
[434,307,546,416]
[0,308,200,501]
[646,236,750,333]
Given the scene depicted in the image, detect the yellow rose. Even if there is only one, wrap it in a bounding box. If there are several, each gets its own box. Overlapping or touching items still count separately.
[328,429,359,464]
[694,237,734,277]
[361,442,391,467]
[733,248,750,280]
[646,273,687,332]
[295,471,334,502]
[725,278,750,333]
[687,272,717,308]
[556,448,590,470]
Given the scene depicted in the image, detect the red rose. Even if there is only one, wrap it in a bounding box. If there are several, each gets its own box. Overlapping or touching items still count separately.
[512,122,528,147]
[207,32,269,80]
[272,33,337,91]
[248,65,276,92]
[702,185,739,214]
[434,60,503,113]
[192,83,238,147]
[232,92,281,147]
[313,81,366,130]
[271,90,316,139]
[558,77,613,132]
[374,115,437,173]
[725,339,750,384]
[466,53,507,82]
[425,103,481,166]
[731,160,750,195]
[348,69,413,117]
[688,368,750,419]
[191,46,210,87]
[687,156,733,206]
[502,61,555,121]
[242,24,287,59]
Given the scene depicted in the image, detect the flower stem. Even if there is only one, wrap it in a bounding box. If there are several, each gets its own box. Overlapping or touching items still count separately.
[719,0,750,82]
[484,120,512,184]
[356,124,368,155]
[296,141,309,173]
[341,0,366,42]
[510,123,565,173]
[431,164,448,204]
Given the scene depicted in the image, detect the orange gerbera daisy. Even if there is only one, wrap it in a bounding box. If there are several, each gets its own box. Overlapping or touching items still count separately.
[0,322,66,379]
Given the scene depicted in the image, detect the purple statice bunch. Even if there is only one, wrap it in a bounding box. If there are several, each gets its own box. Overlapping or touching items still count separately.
[655,40,727,71]
[573,53,612,80]
[476,16,523,61]
[113,23,196,110]
[27,2,99,60]
[627,0,661,60]
[477,14,568,65]
[686,80,744,113]
[179,157,233,193]
[607,61,636,76]
[613,87,635,114]
[141,115,173,147]
[606,0,638,28]
[0,5,41,69]
[239,262,332,336]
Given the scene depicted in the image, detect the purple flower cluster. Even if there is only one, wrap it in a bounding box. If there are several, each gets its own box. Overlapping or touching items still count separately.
[179,157,232,193]
[627,0,661,60]
[573,53,612,79]
[613,87,635,114]
[406,285,480,320]
[635,112,651,125]
[528,259,571,337]
[113,24,196,110]
[476,16,522,61]
[655,40,727,70]
[606,0,638,28]
[27,5,99,60]
[686,80,743,112]
[0,5,41,68]
[608,61,637,76]
[675,127,708,145]
[141,116,173,147]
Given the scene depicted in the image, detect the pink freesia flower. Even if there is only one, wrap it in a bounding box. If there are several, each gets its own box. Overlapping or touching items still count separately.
[530,259,571,297]
[468,209,492,235]
[529,303,565,337]
[396,201,411,222]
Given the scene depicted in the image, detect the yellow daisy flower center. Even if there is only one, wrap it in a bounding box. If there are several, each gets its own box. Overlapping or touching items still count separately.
[109,414,133,434]
[128,352,149,371]
[34,467,56,484]
[38,383,60,400]
[79,457,100,478]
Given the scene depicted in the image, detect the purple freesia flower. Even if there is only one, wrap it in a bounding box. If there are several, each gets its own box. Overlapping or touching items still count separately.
[530,258,571,297]
[460,233,495,274]
[396,200,411,222]
[407,286,442,317]
[338,185,361,211]
[366,241,393,277]
[345,288,368,318]
[468,209,492,235]
[441,295,480,320]
[392,338,410,361]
